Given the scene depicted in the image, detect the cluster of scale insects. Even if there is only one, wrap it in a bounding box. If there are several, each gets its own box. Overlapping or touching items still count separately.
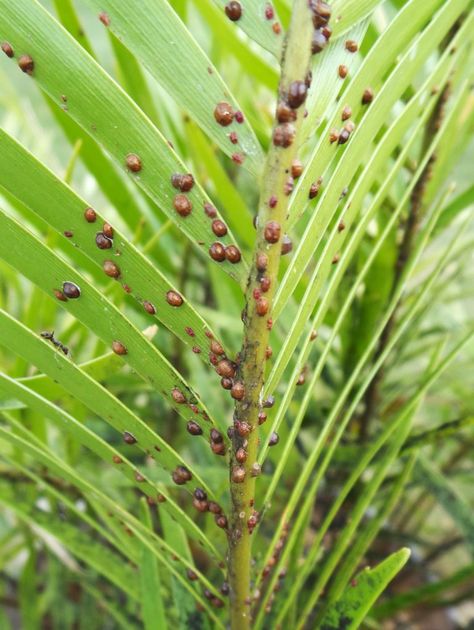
[1,2,381,617]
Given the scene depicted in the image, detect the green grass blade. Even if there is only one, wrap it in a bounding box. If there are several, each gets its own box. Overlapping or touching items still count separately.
[0,210,220,430]
[210,0,283,57]
[317,548,411,630]
[0,0,248,284]
[139,499,168,630]
[84,0,263,173]
[0,129,225,362]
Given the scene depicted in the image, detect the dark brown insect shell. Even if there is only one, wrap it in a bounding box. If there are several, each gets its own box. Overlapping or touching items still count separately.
[273,123,295,148]
[231,381,245,400]
[338,64,348,79]
[143,300,156,315]
[103,260,120,278]
[211,441,226,456]
[225,1,242,21]
[225,245,241,263]
[216,358,236,378]
[311,30,328,55]
[264,220,281,243]
[123,431,137,444]
[287,80,307,109]
[166,290,183,307]
[84,207,97,222]
[209,242,226,262]
[232,465,246,483]
[210,428,223,443]
[95,232,113,249]
[215,514,228,529]
[260,277,271,292]
[187,420,202,436]
[18,54,34,74]
[103,222,114,238]
[125,153,142,172]
[171,388,186,404]
[276,102,297,124]
[362,87,374,104]
[341,105,352,121]
[214,101,234,125]
[62,281,81,299]
[1,42,14,58]
[212,219,227,237]
[291,159,303,179]
[112,340,127,355]
[345,39,358,53]
[174,194,193,217]
[209,501,222,514]
[256,298,269,316]
[193,498,209,512]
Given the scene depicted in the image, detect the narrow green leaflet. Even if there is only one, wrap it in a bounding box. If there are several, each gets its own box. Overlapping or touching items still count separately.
[0,129,224,363]
[84,0,263,172]
[0,0,248,284]
[0,479,140,600]
[0,373,219,553]
[139,500,168,630]
[414,456,474,556]
[329,0,384,41]
[0,309,216,492]
[0,210,219,429]
[318,548,410,630]
[211,0,283,57]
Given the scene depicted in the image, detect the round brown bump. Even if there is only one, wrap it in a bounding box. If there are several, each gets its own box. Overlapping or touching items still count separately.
[62,281,81,299]
[256,298,269,316]
[225,245,241,264]
[329,128,339,143]
[276,102,297,123]
[174,194,192,217]
[209,242,226,262]
[112,340,127,355]
[125,153,142,172]
[312,31,328,54]
[1,42,14,58]
[103,222,114,239]
[204,202,217,218]
[221,377,233,390]
[341,105,352,121]
[273,123,295,148]
[345,40,358,53]
[210,340,224,355]
[287,80,307,109]
[231,381,245,400]
[216,359,236,378]
[338,64,348,79]
[18,55,34,74]
[95,232,113,249]
[215,514,228,529]
[225,1,242,21]
[362,88,374,104]
[166,290,183,307]
[281,235,292,255]
[214,101,234,126]
[53,289,67,302]
[291,159,303,179]
[143,300,156,315]
[258,411,267,425]
[84,207,97,223]
[123,431,136,444]
[269,432,279,446]
[232,465,246,483]
[235,448,247,463]
[187,420,202,436]
[256,253,268,272]
[103,260,121,278]
[171,388,186,404]
[264,221,281,243]
[212,220,228,237]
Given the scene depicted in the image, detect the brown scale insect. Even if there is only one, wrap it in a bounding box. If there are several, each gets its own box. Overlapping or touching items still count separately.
[312,31,328,54]
[172,466,192,485]
[267,318,273,330]
[192,346,201,354]
[53,289,67,302]
[135,471,145,482]
[157,493,166,503]
[341,105,352,121]
[123,431,137,444]
[112,455,123,464]
[174,194,192,217]
[268,195,278,209]
[112,340,127,355]
[220,582,230,596]
[232,465,246,483]
[231,381,245,400]
[211,441,226,456]
[209,501,222,515]
[258,411,267,425]
[236,420,251,437]
[321,25,332,39]
[251,462,261,477]
[204,202,217,218]
[225,245,241,263]
[265,346,273,359]
[264,220,281,243]
[332,253,340,264]
[362,87,374,104]
[1,42,14,58]
[225,1,242,21]
[95,232,113,249]
[193,497,208,512]
[338,220,346,232]
[171,388,186,404]
[234,110,244,124]
[215,514,228,529]
[287,80,307,109]
[64,230,73,238]
[281,235,293,255]
[264,3,274,19]
[210,428,223,443]
[256,252,268,272]
[311,0,332,26]
[338,128,350,145]
[269,432,279,446]
[309,177,323,199]
[99,11,110,26]
[103,222,114,239]
[210,340,224,355]
[329,128,339,144]
[84,207,97,223]
[185,326,195,337]
[260,277,271,292]
[40,331,69,356]
[338,64,348,79]
[235,448,247,463]
[212,219,227,237]
[284,177,294,196]
[221,377,233,390]
[62,281,81,299]
[229,131,238,144]
[209,352,218,366]
[103,260,120,278]
[125,153,142,172]
[187,420,202,436]
[231,152,244,164]
[171,173,194,192]
[216,359,236,378]
[256,298,269,316]
[209,242,226,262]
[18,55,34,75]
[272,22,281,35]
[310,330,318,341]
[166,290,183,307]
[214,101,234,126]
[291,159,303,179]
[253,288,261,300]
[276,102,297,124]
[345,39,358,53]
[143,300,156,315]
[263,395,275,408]
[296,372,306,386]
[187,568,198,581]
[273,123,295,148]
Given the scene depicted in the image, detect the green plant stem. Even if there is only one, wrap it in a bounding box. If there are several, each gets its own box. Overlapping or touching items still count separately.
[227,3,314,628]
